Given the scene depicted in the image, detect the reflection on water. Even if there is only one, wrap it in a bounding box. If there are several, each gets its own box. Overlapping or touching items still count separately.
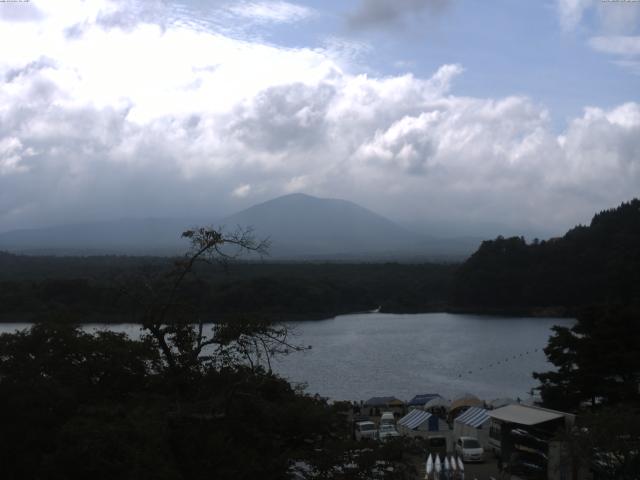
[272,312,573,402]
[0,312,573,402]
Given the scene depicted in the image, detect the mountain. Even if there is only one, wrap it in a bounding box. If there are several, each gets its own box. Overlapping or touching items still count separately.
[0,218,202,255]
[452,198,640,312]
[0,194,480,259]
[219,193,431,258]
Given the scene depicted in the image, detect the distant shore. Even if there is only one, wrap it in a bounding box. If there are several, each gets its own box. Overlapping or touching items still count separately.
[0,305,574,324]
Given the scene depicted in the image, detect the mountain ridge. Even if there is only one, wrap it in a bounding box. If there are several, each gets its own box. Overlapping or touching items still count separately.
[0,193,479,259]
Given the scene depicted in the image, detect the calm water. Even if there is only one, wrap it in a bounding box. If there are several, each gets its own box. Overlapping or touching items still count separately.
[272,313,573,402]
[0,313,573,403]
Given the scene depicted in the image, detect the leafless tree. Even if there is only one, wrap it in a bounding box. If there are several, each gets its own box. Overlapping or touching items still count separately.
[121,226,308,374]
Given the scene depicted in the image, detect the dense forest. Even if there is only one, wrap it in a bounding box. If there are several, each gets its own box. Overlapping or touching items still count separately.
[0,255,455,322]
[0,227,427,480]
[452,199,640,314]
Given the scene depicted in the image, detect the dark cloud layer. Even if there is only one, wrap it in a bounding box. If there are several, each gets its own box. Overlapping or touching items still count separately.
[347,0,451,30]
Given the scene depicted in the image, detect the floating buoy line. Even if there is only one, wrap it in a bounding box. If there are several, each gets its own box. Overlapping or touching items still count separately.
[456,348,541,378]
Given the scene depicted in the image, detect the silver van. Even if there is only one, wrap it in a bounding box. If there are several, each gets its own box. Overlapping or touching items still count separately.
[354,421,378,441]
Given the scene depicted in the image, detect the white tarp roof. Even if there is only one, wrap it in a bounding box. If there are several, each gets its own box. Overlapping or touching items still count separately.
[454,407,489,428]
[488,398,516,409]
[398,409,432,430]
[487,404,565,426]
[424,397,451,409]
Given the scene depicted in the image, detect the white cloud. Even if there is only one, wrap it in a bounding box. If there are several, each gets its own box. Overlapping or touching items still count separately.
[0,0,638,235]
[589,35,640,56]
[232,184,252,198]
[557,0,640,74]
[589,35,640,74]
[227,1,315,24]
[556,0,593,31]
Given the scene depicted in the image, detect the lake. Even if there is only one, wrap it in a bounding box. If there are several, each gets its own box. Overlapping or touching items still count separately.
[0,312,573,403]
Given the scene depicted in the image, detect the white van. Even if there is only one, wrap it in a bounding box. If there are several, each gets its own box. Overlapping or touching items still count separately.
[380,412,395,426]
[354,421,378,441]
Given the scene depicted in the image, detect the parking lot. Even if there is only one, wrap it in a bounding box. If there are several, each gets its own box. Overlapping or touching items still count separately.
[411,452,502,480]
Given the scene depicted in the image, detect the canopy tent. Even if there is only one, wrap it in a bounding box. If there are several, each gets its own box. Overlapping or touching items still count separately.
[455,407,490,428]
[450,393,483,413]
[453,407,490,448]
[424,396,451,410]
[408,393,441,408]
[397,409,448,437]
[399,410,433,430]
[363,396,404,408]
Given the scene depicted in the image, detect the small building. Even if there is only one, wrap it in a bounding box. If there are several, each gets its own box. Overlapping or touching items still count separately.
[453,406,491,448]
[363,396,405,417]
[487,404,576,480]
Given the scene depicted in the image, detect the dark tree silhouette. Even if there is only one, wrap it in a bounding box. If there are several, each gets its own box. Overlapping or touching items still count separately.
[533,305,640,411]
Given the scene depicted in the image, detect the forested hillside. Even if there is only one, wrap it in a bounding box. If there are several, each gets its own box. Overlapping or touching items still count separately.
[453,199,640,313]
[0,256,455,322]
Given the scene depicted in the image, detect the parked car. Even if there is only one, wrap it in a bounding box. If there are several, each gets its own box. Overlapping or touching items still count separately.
[380,412,395,426]
[455,436,484,463]
[354,421,378,441]
[378,424,400,442]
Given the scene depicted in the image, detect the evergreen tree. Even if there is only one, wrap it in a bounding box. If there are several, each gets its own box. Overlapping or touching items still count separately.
[533,305,640,411]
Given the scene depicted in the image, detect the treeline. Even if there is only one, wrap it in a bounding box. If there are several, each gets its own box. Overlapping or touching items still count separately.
[452,199,640,314]
[0,256,456,322]
[0,229,421,479]
[3,198,640,321]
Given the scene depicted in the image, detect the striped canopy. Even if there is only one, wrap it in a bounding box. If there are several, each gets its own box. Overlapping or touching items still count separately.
[454,407,489,428]
[398,409,432,430]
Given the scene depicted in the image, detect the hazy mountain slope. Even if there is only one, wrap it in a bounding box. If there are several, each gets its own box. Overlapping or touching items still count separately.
[219,193,427,257]
[0,194,480,258]
[0,218,202,255]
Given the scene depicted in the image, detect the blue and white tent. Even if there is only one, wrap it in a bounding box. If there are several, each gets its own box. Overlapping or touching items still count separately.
[453,407,490,448]
[455,407,489,428]
[397,409,447,436]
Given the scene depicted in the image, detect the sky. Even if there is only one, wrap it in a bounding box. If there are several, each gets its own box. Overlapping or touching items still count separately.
[0,0,639,237]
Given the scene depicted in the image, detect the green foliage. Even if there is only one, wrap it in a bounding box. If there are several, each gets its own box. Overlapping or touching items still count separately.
[0,322,414,479]
[453,199,640,312]
[533,305,640,411]
[0,259,456,321]
[0,227,418,479]
[558,406,640,479]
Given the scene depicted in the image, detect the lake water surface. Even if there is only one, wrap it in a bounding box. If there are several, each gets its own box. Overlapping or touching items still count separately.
[0,313,573,403]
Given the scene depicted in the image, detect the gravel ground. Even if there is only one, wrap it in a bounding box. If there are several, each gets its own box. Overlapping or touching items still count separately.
[413,454,502,480]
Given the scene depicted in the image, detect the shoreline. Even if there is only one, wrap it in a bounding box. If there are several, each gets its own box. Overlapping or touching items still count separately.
[0,305,575,324]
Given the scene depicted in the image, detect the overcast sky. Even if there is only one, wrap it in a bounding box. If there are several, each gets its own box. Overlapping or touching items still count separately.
[0,0,638,236]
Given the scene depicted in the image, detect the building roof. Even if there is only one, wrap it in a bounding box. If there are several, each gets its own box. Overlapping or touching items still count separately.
[488,398,516,409]
[487,404,565,426]
[364,396,404,407]
[408,393,441,406]
[398,409,432,430]
[454,407,490,428]
[424,396,451,409]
